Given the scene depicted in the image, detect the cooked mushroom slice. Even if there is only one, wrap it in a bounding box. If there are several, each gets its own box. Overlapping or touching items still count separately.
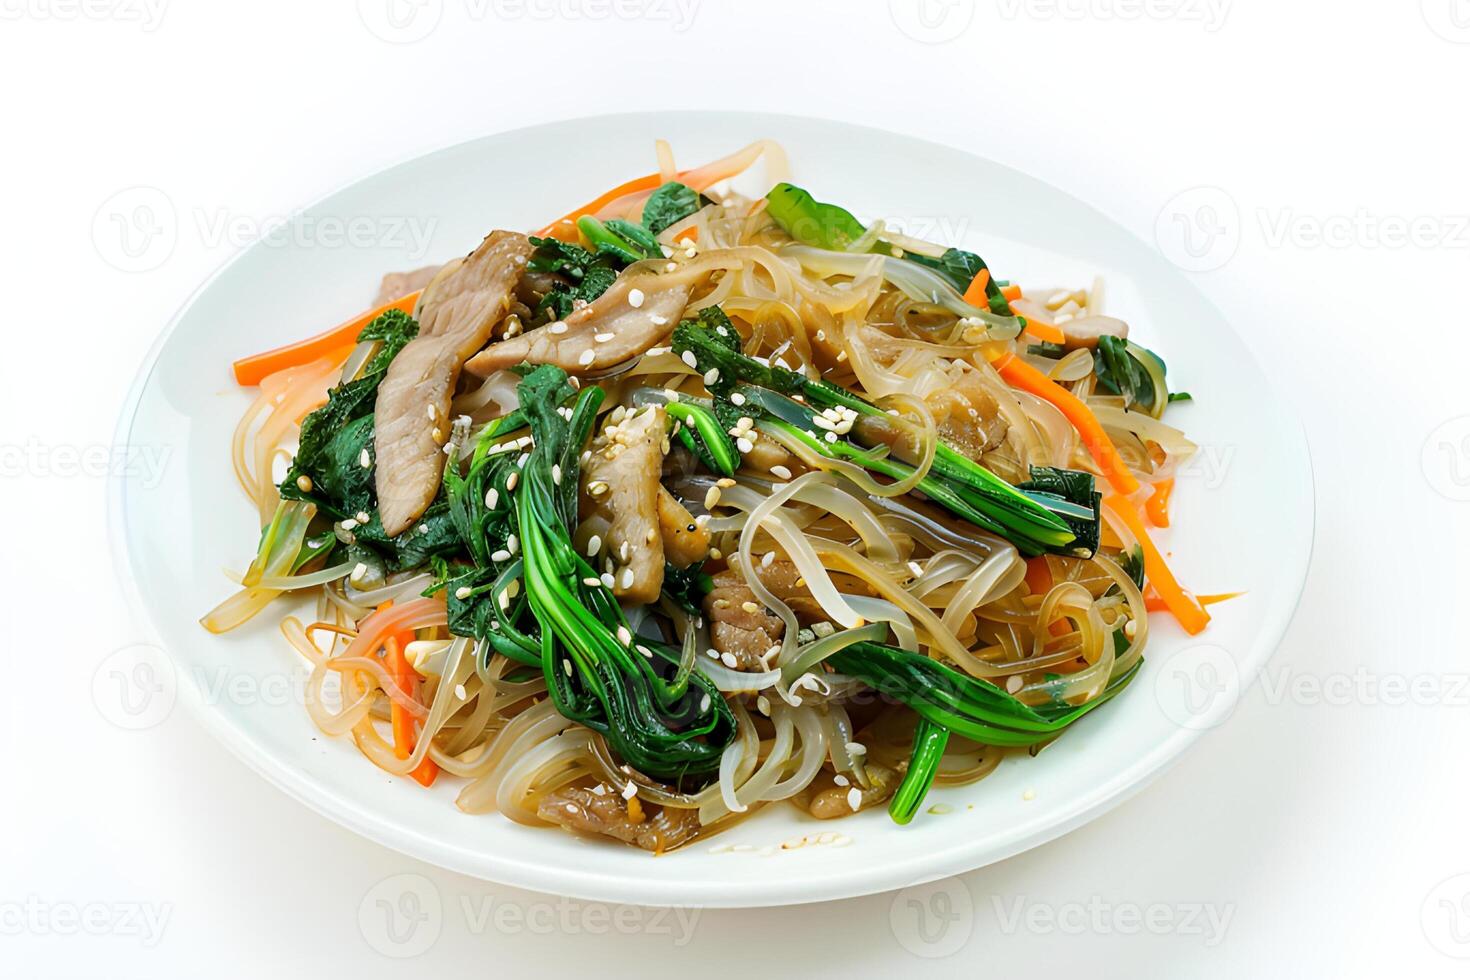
[579,405,667,604]
[536,785,700,853]
[656,486,710,567]
[853,368,1008,466]
[798,764,899,819]
[373,263,442,307]
[703,561,824,668]
[373,231,532,536]
[1058,314,1129,350]
[464,262,709,377]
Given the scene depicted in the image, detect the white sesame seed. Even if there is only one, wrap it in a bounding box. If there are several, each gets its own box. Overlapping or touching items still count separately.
[594,332,614,343]
[637,644,653,659]
[356,511,370,524]
[359,448,371,468]
[908,561,924,578]
[617,625,633,646]
[340,518,358,531]
[834,774,849,787]
[577,349,595,367]
[563,660,573,677]
[699,693,711,712]
[1006,675,1023,693]
[484,488,498,509]
[729,391,746,406]
[736,437,753,454]
[620,567,634,589]
[680,350,699,370]
[587,480,608,496]
[741,601,760,614]
[351,562,367,580]
[846,788,863,811]
[721,652,738,668]
[600,572,615,589]
[622,780,638,800]
[824,431,838,443]
[769,464,793,480]
[586,534,602,557]
[845,741,866,756]
[703,367,720,386]
[426,404,438,422]
[506,472,519,491]
[619,540,630,561]
[761,551,776,567]
[295,475,313,492]
[582,576,601,587]
[704,486,721,509]
[455,586,472,600]
[552,463,562,485]
[651,314,668,326]
[454,683,468,700]
[628,288,645,308]
[549,321,568,334]
[491,549,511,562]
[507,534,518,554]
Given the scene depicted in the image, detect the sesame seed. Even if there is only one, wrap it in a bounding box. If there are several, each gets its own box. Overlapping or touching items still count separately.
[426,404,438,421]
[563,660,573,677]
[680,350,699,370]
[586,534,602,557]
[651,314,668,325]
[577,349,595,367]
[846,788,863,811]
[845,741,866,756]
[637,644,653,659]
[356,511,370,524]
[824,431,838,443]
[834,774,849,787]
[699,693,711,712]
[704,486,721,509]
[588,480,608,496]
[736,437,753,454]
[721,652,738,668]
[507,534,518,554]
[761,551,776,567]
[549,321,568,334]
[454,683,467,700]
[552,463,562,485]
[619,540,630,561]
[295,475,313,492]
[617,625,633,646]
[622,780,638,800]
[505,472,519,491]
[351,562,367,580]
[729,391,746,406]
[769,464,792,480]
[756,695,771,715]
[600,572,615,589]
[340,518,358,531]
[628,288,645,308]
[491,549,511,562]
[359,449,371,468]
[741,601,760,614]
[908,561,924,577]
[1006,675,1023,693]
[455,586,472,600]
[582,576,601,587]
[431,426,443,442]
[620,567,634,589]
[594,332,614,343]
[484,488,498,509]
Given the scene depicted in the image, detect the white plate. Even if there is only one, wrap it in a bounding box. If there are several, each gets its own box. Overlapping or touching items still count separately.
[110,112,1312,908]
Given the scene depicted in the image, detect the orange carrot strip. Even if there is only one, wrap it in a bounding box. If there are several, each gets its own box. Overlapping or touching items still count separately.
[379,601,439,788]
[233,291,421,386]
[536,173,664,241]
[1022,316,1067,345]
[674,225,699,244]
[1145,590,1242,613]
[962,268,991,307]
[1146,478,1175,528]
[1106,497,1210,635]
[990,352,1140,495]
[1001,284,1022,301]
[1023,556,1052,596]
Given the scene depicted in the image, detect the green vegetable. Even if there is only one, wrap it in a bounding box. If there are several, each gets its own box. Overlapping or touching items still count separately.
[527,236,622,321]
[642,181,703,235]
[671,311,1095,556]
[511,365,736,779]
[764,182,1015,315]
[1015,466,1102,557]
[827,640,1142,822]
[1095,335,1177,416]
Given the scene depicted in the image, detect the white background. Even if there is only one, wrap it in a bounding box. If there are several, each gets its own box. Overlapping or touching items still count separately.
[4,0,1469,975]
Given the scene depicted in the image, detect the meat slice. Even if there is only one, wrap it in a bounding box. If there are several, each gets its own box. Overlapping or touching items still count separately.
[854,366,1008,466]
[464,262,707,377]
[579,405,668,604]
[703,561,824,668]
[374,231,532,536]
[656,486,710,567]
[373,263,442,307]
[536,785,701,853]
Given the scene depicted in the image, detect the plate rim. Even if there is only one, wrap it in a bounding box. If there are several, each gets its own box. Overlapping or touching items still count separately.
[108,110,1315,908]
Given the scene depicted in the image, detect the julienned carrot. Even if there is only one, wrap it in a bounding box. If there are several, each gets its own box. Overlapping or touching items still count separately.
[962,268,991,307]
[1001,284,1022,302]
[1105,496,1210,635]
[1022,316,1067,345]
[1146,478,1175,527]
[537,173,663,241]
[232,291,422,386]
[1023,556,1052,596]
[674,225,699,244]
[379,601,439,788]
[989,351,1140,496]
[1144,590,1241,613]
